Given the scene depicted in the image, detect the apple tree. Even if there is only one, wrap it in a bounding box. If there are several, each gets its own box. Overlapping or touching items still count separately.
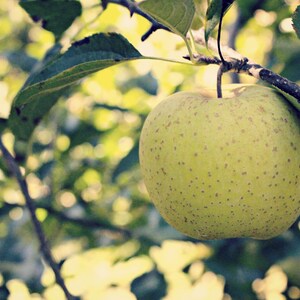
[0,0,299,299]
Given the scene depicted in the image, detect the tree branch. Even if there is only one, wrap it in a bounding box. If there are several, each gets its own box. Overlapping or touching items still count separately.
[101,0,170,40]
[0,137,78,300]
[186,29,300,102]
[40,205,132,237]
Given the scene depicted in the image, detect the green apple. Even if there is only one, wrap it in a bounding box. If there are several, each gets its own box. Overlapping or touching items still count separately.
[139,84,300,240]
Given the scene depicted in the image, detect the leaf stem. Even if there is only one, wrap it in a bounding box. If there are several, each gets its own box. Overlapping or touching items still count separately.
[217,1,226,64]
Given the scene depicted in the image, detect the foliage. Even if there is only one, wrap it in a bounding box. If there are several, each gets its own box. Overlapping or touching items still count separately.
[0,0,299,300]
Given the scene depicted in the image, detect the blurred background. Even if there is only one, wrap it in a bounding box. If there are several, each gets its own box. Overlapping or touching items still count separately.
[0,0,299,299]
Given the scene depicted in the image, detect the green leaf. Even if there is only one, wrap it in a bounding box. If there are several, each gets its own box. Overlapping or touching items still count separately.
[205,0,235,42]
[139,0,195,38]
[0,118,7,134]
[112,143,139,182]
[19,0,82,40]
[292,5,300,39]
[275,88,300,113]
[2,51,38,73]
[8,33,143,141]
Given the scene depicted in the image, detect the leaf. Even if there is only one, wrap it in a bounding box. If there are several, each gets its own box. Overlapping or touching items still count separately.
[139,0,195,38]
[205,0,235,42]
[112,143,139,182]
[0,119,7,136]
[292,5,300,39]
[19,0,82,40]
[8,33,143,141]
[275,88,300,112]
[8,44,67,140]
[131,270,167,300]
[280,52,300,82]
[2,51,38,73]
[118,72,159,95]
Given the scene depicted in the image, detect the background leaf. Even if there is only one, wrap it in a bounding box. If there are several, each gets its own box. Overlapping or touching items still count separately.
[112,142,139,183]
[1,51,38,73]
[205,0,235,42]
[139,0,195,38]
[8,33,143,141]
[19,0,82,40]
[0,119,7,134]
[292,5,300,39]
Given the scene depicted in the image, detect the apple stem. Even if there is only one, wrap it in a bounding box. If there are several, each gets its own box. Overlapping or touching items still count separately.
[102,0,170,41]
[217,65,223,98]
[217,62,231,98]
[216,1,228,99]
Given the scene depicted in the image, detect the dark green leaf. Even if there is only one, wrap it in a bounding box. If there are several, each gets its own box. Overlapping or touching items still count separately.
[66,122,104,149]
[112,143,139,182]
[0,119,7,134]
[118,72,158,95]
[280,52,300,82]
[139,0,195,38]
[205,0,235,42]
[8,33,143,141]
[8,43,66,141]
[101,0,109,10]
[2,51,38,73]
[292,5,300,39]
[131,270,166,300]
[36,160,55,180]
[19,0,82,40]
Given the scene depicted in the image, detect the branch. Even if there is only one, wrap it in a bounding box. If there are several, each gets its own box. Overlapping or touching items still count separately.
[101,0,170,40]
[0,137,78,300]
[1,202,165,246]
[41,205,132,237]
[186,29,300,102]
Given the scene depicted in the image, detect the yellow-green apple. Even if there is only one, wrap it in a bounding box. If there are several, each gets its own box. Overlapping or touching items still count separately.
[139,84,300,240]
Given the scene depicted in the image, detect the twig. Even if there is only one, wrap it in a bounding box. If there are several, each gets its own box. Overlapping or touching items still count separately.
[0,137,78,300]
[1,202,161,246]
[42,205,132,237]
[101,0,170,40]
[187,29,300,102]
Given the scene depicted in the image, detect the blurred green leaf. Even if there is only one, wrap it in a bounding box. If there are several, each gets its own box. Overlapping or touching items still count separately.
[36,161,55,180]
[2,51,38,73]
[19,0,82,40]
[292,6,300,39]
[66,121,104,148]
[112,143,139,182]
[278,257,300,286]
[139,0,195,38]
[205,0,235,42]
[0,118,7,134]
[8,33,143,141]
[118,72,158,95]
[131,270,166,300]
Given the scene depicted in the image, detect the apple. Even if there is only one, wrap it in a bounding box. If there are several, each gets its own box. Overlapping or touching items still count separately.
[139,84,300,240]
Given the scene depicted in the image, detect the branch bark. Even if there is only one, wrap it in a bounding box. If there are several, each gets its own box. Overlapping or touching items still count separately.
[187,29,300,102]
[101,0,170,40]
[0,137,78,300]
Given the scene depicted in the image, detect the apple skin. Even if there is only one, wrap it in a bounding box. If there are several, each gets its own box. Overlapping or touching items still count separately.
[139,84,300,240]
